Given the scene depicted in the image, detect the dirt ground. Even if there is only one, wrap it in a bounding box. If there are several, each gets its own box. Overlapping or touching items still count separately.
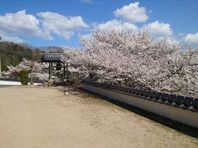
[0,86,197,148]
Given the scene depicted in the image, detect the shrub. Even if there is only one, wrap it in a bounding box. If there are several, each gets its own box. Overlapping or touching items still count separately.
[19,70,29,85]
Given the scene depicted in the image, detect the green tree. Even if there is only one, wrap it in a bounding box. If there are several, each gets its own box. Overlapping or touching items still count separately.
[19,70,29,85]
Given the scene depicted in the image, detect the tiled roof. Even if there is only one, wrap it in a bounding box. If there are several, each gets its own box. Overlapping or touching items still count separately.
[41,53,63,62]
[82,80,198,112]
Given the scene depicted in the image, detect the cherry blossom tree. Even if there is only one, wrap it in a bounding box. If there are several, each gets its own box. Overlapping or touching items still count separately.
[62,29,198,97]
[159,49,198,97]
[5,59,48,83]
[79,30,179,87]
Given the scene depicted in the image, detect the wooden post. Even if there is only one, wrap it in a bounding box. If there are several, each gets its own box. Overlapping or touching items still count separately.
[49,62,52,80]
[30,70,33,85]
[0,56,1,78]
[0,36,1,78]
[66,62,69,81]
[63,63,66,79]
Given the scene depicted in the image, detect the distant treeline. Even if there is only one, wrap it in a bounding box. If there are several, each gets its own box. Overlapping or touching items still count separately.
[0,42,43,71]
[0,41,64,71]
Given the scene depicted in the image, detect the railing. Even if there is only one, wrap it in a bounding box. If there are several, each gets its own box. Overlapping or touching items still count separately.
[81,80,198,112]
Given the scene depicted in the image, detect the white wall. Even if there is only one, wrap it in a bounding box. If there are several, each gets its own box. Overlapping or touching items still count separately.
[81,84,198,128]
[0,80,43,86]
[0,80,21,86]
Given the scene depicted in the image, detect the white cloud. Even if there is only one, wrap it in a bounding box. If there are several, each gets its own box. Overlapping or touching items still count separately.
[0,30,24,43]
[37,12,89,40]
[96,19,137,32]
[144,21,172,37]
[0,10,44,39]
[81,0,94,4]
[0,10,88,43]
[184,33,198,46]
[114,2,148,23]
[79,33,93,41]
[79,19,137,43]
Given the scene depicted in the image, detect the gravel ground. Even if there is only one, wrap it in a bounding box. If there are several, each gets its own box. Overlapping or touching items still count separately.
[0,86,197,148]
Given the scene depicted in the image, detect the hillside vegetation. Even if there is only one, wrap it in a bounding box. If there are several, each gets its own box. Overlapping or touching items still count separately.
[0,41,43,71]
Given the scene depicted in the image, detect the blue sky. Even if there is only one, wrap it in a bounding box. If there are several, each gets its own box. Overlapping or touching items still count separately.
[0,0,198,47]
